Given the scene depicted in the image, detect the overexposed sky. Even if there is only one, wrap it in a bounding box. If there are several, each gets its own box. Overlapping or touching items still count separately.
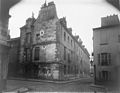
[9,0,120,55]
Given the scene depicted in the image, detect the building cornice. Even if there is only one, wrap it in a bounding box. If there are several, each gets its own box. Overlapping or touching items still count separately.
[93,24,120,30]
[59,20,90,58]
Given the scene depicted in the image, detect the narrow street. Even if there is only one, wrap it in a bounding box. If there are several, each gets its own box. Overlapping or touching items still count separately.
[5,77,108,92]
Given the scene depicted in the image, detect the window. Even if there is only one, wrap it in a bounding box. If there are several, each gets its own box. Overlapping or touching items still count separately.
[108,53,111,65]
[40,30,44,36]
[34,47,40,61]
[68,36,69,43]
[71,40,73,46]
[64,32,66,41]
[99,71,101,80]
[100,71,111,81]
[101,53,107,65]
[36,33,40,37]
[98,54,100,65]
[36,33,40,40]
[26,33,31,43]
[68,53,70,63]
[64,47,66,60]
[26,48,30,61]
[118,35,120,42]
[74,65,78,74]
[98,53,111,66]
[64,65,66,75]
[71,51,73,61]
[68,65,70,74]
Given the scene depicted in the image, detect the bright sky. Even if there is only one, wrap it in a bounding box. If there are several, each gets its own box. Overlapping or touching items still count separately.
[9,0,120,55]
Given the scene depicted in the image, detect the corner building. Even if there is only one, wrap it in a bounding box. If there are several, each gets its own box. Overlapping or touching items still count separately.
[19,2,90,80]
[93,15,120,86]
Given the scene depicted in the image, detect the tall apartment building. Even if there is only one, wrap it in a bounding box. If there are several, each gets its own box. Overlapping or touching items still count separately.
[9,1,90,80]
[93,14,120,86]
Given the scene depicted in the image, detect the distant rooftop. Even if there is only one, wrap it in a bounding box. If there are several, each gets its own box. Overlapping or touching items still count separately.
[93,14,120,30]
[101,14,120,27]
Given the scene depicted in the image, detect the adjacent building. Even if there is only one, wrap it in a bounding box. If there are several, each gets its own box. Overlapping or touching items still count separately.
[9,1,90,80]
[0,0,21,90]
[93,14,120,86]
[8,37,20,77]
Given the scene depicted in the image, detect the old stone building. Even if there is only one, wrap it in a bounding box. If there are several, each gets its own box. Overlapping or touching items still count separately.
[9,1,90,80]
[93,14,120,87]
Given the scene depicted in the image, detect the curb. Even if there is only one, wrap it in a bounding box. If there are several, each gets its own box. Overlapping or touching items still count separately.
[8,77,87,84]
[90,84,108,90]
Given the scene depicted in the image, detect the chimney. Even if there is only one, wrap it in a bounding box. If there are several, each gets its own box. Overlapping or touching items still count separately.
[68,28,72,34]
[101,14,120,27]
[60,17,67,27]
[38,1,58,22]
[74,35,79,41]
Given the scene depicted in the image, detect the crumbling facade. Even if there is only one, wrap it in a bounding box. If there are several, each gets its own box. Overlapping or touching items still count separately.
[9,1,90,80]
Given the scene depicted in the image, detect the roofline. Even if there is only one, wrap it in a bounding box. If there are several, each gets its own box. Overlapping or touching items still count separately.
[7,37,20,42]
[59,20,90,58]
[93,24,120,30]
